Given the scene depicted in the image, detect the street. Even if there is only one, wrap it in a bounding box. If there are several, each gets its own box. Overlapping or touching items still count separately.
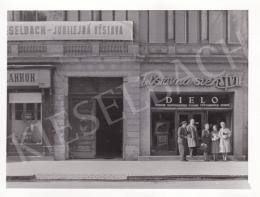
[7,180,250,189]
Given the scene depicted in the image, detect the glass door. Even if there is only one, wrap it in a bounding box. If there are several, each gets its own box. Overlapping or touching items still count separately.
[175,111,206,155]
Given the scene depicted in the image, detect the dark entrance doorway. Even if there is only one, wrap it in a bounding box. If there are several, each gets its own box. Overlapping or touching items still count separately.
[68,77,123,159]
[96,97,123,158]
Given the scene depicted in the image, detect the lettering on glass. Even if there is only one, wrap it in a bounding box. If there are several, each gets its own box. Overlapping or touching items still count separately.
[152,94,232,108]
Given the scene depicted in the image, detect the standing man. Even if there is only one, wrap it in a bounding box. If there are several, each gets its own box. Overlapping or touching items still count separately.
[187,118,199,158]
[177,121,188,161]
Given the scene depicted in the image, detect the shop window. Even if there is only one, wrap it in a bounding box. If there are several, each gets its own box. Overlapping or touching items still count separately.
[11,103,42,145]
[151,112,176,155]
[14,103,41,121]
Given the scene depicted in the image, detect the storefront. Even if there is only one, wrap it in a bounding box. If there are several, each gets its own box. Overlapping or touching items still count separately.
[7,65,54,158]
[139,65,248,160]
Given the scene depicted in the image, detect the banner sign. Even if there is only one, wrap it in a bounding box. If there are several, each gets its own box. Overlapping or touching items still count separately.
[140,73,242,90]
[7,69,51,88]
[8,21,133,41]
[151,93,232,108]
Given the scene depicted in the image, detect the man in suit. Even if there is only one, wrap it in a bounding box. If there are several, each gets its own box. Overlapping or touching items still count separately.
[177,121,188,161]
[187,118,199,158]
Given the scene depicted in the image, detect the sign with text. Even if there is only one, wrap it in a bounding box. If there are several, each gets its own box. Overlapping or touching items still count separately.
[8,21,133,41]
[141,73,242,90]
[151,93,232,108]
[7,69,51,88]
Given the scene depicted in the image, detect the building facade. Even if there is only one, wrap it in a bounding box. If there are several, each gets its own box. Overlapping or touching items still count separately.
[7,10,248,161]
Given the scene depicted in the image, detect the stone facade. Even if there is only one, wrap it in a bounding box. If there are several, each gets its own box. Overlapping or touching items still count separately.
[7,10,248,160]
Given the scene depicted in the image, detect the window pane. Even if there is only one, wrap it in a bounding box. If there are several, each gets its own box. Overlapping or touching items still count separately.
[188,11,200,43]
[93,11,101,21]
[36,11,47,21]
[45,11,65,21]
[80,11,92,21]
[15,103,23,120]
[26,103,35,120]
[101,11,113,21]
[67,11,79,21]
[175,11,187,43]
[209,11,227,43]
[149,11,166,43]
[37,103,41,120]
[115,11,126,21]
[20,11,36,21]
[7,11,13,21]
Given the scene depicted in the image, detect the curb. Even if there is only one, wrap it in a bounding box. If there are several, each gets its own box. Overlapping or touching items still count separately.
[127,175,248,181]
[7,175,36,182]
[6,174,248,182]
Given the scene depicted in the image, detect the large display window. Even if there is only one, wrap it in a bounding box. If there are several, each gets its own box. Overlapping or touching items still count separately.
[150,92,233,156]
[8,93,42,146]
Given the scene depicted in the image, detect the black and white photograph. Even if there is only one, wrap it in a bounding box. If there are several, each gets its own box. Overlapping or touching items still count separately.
[1,0,260,196]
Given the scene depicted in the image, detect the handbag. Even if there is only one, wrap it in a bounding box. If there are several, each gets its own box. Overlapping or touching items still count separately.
[200,143,208,151]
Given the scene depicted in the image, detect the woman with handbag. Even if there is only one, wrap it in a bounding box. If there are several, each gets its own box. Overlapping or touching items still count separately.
[211,125,220,161]
[219,122,232,161]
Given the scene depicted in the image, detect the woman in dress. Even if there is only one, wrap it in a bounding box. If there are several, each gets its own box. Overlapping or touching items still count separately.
[219,121,232,161]
[186,119,198,158]
[201,123,211,161]
[211,125,220,161]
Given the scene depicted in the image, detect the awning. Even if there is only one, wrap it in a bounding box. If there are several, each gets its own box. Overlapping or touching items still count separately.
[9,93,42,103]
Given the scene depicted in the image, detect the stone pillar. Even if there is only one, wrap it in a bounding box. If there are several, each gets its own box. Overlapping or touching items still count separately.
[233,89,244,158]
[123,75,140,160]
[52,71,67,160]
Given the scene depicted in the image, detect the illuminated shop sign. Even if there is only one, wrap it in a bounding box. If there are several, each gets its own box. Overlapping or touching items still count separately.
[151,93,232,108]
[140,73,242,90]
[8,21,133,41]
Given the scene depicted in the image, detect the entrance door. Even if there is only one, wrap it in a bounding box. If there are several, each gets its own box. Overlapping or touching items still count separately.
[176,111,205,137]
[96,97,123,158]
[175,111,206,154]
[69,97,97,159]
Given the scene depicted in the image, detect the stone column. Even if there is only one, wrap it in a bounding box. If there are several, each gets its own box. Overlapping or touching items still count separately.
[51,71,68,160]
[123,75,140,160]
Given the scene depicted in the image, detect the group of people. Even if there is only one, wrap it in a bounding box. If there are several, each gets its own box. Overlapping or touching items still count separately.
[177,119,232,161]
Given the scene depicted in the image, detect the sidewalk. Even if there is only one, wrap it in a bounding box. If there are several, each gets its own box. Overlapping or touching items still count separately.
[6,160,248,181]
